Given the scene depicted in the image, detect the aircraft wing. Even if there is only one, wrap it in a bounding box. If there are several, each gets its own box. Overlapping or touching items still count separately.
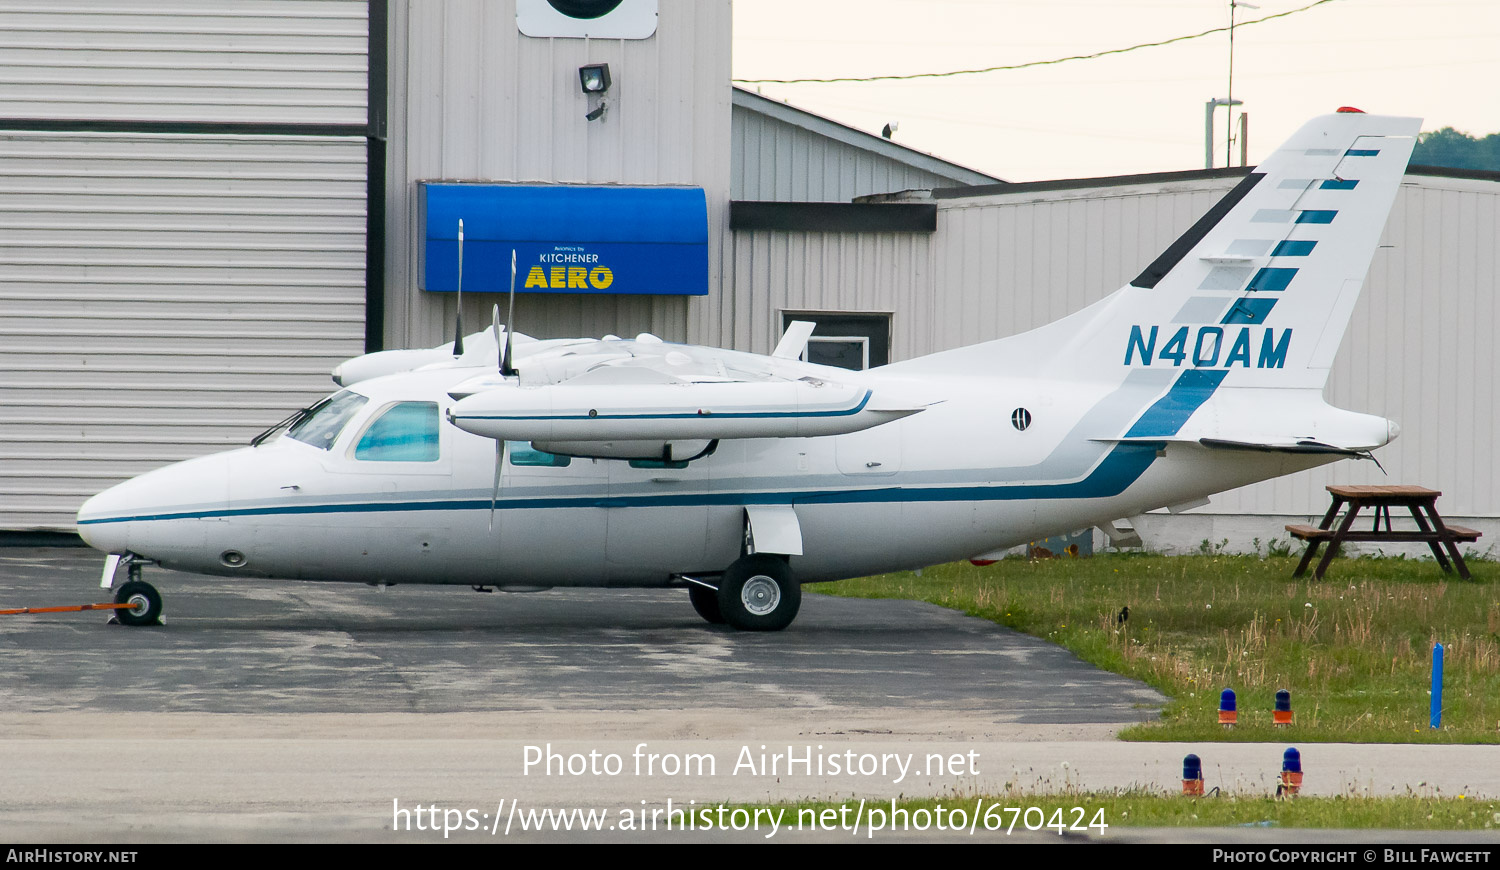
[332,323,932,460]
[444,336,926,452]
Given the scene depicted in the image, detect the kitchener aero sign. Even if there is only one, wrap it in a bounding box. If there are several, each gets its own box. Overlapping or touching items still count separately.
[422,183,709,296]
[528,249,617,291]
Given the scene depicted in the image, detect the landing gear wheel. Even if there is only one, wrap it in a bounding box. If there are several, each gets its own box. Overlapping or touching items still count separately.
[716,554,800,632]
[113,580,162,627]
[688,584,725,624]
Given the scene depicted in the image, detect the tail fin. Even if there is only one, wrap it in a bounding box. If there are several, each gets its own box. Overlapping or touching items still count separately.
[896,111,1419,389]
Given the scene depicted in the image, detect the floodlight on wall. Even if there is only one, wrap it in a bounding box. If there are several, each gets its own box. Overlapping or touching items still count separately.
[579,63,611,94]
[580,63,611,121]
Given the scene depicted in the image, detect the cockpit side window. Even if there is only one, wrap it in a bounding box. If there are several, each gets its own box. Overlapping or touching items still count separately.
[354,402,441,462]
[286,391,369,450]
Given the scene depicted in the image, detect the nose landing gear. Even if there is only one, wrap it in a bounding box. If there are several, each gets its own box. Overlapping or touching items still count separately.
[112,579,163,627]
[104,554,164,627]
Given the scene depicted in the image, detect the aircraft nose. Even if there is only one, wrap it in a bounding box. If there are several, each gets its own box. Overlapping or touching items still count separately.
[76,452,233,554]
[76,485,131,552]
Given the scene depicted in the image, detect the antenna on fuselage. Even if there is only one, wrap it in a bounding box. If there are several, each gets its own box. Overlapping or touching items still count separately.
[453,218,466,357]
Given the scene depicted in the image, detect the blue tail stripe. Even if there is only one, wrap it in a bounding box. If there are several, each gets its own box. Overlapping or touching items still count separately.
[1124,369,1229,438]
[1272,240,1317,256]
[1248,267,1297,292]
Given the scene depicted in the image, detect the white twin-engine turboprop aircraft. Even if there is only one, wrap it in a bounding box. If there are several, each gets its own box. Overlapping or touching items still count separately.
[78,110,1418,631]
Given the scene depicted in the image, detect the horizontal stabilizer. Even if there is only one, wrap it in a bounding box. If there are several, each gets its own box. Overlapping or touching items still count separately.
[1197,437,1362,456]
[1094,435,1365,456]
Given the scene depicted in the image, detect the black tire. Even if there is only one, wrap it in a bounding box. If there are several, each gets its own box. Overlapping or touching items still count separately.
[716,554,800,632]
[114,580,162,627]
[688,584,726,624]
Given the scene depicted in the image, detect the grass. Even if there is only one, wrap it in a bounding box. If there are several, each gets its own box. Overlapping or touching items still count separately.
[741,792,1500,831]
[818,549,1500,743]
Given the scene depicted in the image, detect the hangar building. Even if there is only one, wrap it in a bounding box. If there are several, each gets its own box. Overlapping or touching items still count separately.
[1,0,1495,555]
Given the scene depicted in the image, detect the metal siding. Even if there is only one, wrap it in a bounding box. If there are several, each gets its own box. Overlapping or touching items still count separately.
[729,103,977,202]
[0,132,367,530]
[720,229,929,358]
[930,183,1218,346]
[0,0,367,125]
[387,0,729,352]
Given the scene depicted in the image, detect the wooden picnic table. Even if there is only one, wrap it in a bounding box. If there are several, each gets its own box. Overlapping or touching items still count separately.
[1285,485,1481,580]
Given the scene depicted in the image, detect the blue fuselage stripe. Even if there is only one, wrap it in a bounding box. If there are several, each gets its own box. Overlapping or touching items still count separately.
[77,443,1163,526]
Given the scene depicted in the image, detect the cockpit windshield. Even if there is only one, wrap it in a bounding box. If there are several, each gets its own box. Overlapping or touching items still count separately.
[285,390,369,450]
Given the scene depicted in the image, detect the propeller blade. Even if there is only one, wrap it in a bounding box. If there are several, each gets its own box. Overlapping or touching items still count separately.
[492,303,502,372]
[501,248,518,376]
[453,219,466,357]
[489,439,505,533]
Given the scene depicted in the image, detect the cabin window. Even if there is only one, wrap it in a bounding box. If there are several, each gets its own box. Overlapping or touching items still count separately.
[628,458,689,470]
[286,391,368,450]
[354,402,441,462]
[509,442,571,467]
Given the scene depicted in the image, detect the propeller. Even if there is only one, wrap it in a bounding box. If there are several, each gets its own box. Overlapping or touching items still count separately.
[501,249,518,377]
[489,250,519,532]
[453,219,465,357]
[490,303,505,531]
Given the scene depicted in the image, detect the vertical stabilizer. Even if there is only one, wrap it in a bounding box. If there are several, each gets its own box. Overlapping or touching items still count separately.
[896,111,1419,391]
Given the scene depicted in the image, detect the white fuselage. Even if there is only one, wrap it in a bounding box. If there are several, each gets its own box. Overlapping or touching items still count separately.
[76,360,1332,589]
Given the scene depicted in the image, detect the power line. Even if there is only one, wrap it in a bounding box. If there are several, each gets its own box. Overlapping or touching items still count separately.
[734,0,1344,85]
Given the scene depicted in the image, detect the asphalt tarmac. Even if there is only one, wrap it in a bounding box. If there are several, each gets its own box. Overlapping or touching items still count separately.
[3,547,1498,844]
[0,547,1165,721]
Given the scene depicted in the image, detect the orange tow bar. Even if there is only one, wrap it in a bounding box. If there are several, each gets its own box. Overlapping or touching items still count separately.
[0,602,138,616]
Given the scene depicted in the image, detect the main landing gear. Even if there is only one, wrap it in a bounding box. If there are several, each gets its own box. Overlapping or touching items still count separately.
[688,584,724,624]
[105,554,163,627]
[687,553,801,632]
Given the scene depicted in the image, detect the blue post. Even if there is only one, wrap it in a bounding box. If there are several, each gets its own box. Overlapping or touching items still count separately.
[1431,643,1444,730]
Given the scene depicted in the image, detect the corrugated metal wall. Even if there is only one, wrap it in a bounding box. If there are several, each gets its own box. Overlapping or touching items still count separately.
[0,0,369,531]
[385,0,732,352]
[931,180,1232,350]
[0,0,367,124]
[716,230,931,359]
[730,100,988,202]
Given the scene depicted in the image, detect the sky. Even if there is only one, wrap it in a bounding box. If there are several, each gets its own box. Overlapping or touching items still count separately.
[731,0,1500,181]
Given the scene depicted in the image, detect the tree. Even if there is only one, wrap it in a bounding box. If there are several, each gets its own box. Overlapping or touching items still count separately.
[1411,127,1500,172]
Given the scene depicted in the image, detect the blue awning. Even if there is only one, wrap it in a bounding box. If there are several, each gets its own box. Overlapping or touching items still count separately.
[422,184,708,296]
